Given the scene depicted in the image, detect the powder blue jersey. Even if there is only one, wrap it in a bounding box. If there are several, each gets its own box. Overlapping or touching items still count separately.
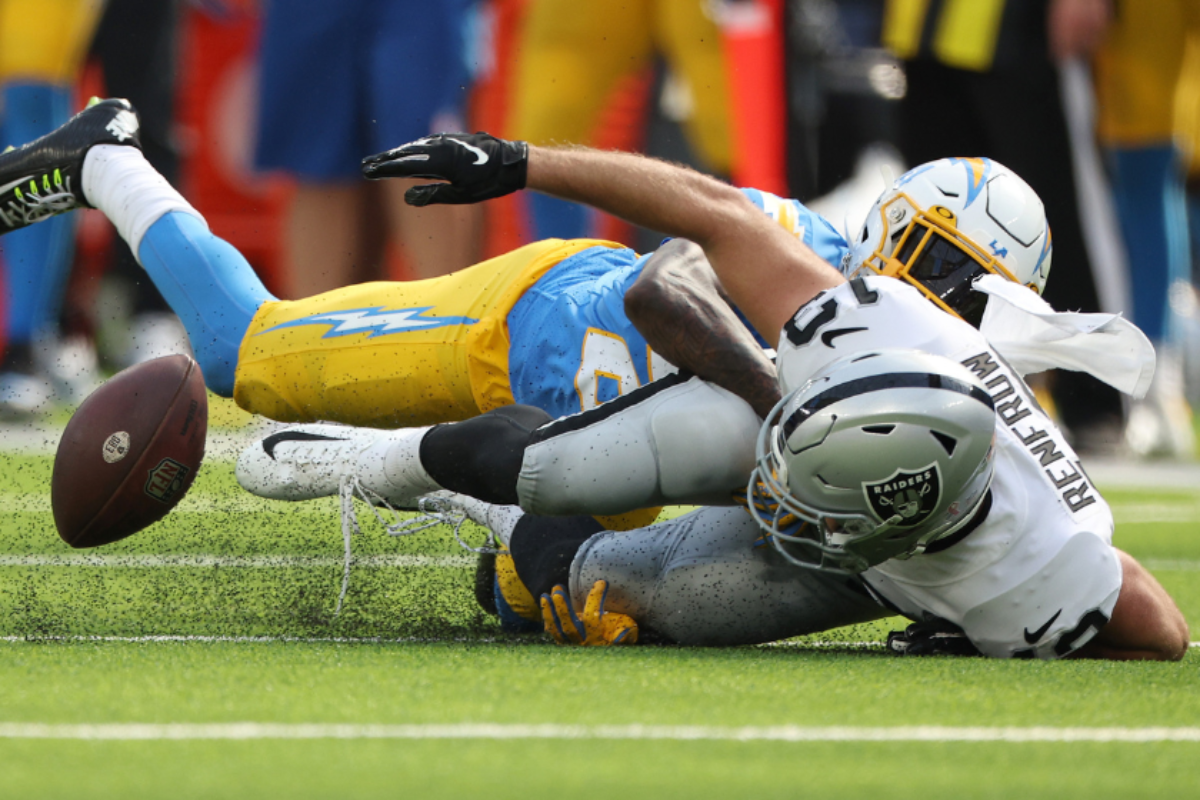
[506,189,850,419]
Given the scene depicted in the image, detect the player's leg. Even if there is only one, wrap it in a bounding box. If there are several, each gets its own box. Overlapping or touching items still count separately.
[85,143,273,397]
[0,83,76,415]
[369,0,480,280]
[237,373,761,514]
[510,0,651,240]
[0,99,593,425]
[0,0,106,414]
[253,0,371,297]
[234,237,598,427]
[654,0,733,176]
[443,494,890,645]
[1108,145,1194,457]
[0,99,274,397]
[569,506,891,645]
[234,404,550,505]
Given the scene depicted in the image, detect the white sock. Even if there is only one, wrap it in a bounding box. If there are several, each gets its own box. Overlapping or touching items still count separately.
[82,144,205,259]
[482,504,525,548]
[361,427,442,501]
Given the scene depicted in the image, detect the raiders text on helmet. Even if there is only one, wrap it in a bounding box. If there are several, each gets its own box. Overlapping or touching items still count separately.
[747,349,997,574]
[845,157,1053,327]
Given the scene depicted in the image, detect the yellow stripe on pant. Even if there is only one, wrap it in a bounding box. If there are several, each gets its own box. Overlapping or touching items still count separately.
[883,0,1006,72]
[234,239,622,429]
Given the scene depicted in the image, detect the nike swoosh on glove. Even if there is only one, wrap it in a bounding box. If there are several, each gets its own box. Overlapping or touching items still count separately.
[361,132,528,206]
[886,617,982,657]
[540,580,639,646]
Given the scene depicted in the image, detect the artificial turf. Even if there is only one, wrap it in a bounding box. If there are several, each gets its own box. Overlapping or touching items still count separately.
[2,415,1198,798]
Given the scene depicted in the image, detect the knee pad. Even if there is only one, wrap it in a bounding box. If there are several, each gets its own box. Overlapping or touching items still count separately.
[517,376,760,515]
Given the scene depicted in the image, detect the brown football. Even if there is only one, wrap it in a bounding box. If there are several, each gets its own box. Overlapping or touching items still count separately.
[51,354,208,548]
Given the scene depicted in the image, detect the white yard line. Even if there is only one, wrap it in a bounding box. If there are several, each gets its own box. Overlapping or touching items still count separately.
[0,425,262,460]
[0,554,474,568]
[0,634,1195,647]
[1111,504,1200,524]
[10,495,1200,522]
[0,634,494,644]
[0,722,1197,742]
[1142,559,1200,571]
[6,552,1193,572]
[0,493,337,514]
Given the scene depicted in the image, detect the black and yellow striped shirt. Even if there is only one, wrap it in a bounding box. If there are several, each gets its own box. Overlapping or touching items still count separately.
[883,0,1049,72]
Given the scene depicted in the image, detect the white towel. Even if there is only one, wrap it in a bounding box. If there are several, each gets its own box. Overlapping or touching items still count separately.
[975,274,1155,399]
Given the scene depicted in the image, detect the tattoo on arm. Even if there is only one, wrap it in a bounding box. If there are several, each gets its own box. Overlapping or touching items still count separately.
[626,239,781,418]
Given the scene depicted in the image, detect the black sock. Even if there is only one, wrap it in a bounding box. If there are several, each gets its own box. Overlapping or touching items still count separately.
[420,404,552,504]
[508,514,605,599]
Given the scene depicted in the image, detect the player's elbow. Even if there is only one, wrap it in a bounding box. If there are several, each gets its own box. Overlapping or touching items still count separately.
[623,268,661,330]
[1123,613,1190,661]
[1069,616,1189,661]
[1076,551,1191,661]
[1121,551,1191,661]
[624,239,706,326]
[1126,609,1192,661]
[1159,609,1191,661]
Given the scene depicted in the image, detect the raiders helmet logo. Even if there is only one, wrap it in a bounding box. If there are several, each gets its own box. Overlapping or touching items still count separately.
[863,464,942,526]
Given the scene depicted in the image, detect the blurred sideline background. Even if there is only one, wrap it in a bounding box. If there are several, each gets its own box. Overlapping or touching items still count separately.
[1,0,1199,462]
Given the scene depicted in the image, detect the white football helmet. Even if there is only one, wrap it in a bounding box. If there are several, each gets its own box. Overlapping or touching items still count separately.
[748,349,997,574]
[845,157,1053,327]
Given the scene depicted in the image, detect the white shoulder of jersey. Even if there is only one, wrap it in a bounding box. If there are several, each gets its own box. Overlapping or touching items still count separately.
[774,276,975,395]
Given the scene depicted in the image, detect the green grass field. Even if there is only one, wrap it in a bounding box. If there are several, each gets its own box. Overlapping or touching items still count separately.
[2,403,1199,799]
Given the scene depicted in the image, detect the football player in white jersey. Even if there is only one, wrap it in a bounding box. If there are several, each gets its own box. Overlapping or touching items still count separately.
[253,136,1187,660]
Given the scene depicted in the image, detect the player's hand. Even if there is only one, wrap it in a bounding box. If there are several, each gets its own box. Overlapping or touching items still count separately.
[361,132,528,206]
[733,482,803,539]
[540,580,639,646]
[886,617,982,657]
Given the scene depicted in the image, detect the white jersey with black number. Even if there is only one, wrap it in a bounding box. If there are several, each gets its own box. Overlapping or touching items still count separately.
[774,275,1122,659]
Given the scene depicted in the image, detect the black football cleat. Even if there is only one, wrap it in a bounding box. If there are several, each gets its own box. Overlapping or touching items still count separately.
[0,97,141,233]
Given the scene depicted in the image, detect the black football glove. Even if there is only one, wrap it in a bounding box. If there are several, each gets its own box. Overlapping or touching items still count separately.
[886,617,982,657]
[361,132,528,206]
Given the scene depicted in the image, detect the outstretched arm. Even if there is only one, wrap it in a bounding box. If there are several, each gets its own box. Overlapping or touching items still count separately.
[1069,549,1190,661]
[363,135,844,345]
[525,146,843,344]
[625,238,780,418]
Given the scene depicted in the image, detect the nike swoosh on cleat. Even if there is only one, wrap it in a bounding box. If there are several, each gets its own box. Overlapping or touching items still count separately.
[820,326,868,347]
[0,176,35,195]
[1023,609,1062,644]
[447,138,488,165]
[261,431,348,460]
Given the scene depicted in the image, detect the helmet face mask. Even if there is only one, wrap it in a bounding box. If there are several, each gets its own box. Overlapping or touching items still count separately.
[846,158,1053,327]
[747,350,997,575]
[854,194,1019,327]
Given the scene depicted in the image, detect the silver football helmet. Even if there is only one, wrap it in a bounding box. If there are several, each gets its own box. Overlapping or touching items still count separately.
[748,349,997,574]
[845,157,1053,327]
